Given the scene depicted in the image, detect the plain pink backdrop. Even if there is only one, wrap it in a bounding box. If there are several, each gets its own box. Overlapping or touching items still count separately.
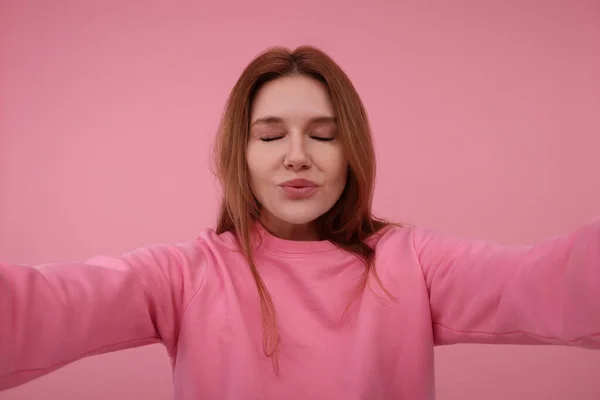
[1,0,600,399]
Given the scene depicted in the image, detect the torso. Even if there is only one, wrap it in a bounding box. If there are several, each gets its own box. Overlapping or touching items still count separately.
[171,226,437,400]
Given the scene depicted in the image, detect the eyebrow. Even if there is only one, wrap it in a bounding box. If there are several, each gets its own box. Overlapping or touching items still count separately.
[250,116,337,127]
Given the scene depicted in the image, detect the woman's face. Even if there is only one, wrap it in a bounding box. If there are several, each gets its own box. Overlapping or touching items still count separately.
[246,75,348,239]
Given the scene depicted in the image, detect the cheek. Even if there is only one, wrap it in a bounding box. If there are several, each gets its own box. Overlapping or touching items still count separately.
[247,143,282,171]
[246,146,268,182]
[246,146,280,202]
[322,149,348,184]
[245,154,262,201]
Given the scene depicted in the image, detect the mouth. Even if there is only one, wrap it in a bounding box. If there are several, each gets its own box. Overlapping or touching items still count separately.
[279,179,319,199]
[279,178,318,189]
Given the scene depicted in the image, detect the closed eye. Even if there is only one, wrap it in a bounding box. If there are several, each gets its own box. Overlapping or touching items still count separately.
[259,136,334,142]
[260,136,283,142]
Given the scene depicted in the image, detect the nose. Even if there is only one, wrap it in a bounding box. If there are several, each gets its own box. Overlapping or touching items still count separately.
[284,134,311,171]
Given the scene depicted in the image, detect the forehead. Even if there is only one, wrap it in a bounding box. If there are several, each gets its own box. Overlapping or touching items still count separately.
[251,76,334,122]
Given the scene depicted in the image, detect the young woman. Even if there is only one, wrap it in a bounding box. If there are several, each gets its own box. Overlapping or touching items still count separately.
[1,45,599,400]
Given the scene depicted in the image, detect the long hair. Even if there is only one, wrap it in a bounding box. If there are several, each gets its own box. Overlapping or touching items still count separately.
[213,45,395,373]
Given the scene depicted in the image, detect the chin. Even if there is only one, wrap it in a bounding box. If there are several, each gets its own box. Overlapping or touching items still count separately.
[275,211,322,225]
[270,203,332,226]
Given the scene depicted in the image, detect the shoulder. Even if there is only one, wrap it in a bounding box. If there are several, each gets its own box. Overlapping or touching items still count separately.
[156,228,242,299]
[369,223,416,251]
[369,222,457,265]
[365,224,422,273]
[370,222,466,254]
[193,227,241,254]
[122,227,240,277]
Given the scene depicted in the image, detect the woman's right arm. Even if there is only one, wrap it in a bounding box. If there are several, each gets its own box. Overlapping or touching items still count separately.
[0,240,207,390]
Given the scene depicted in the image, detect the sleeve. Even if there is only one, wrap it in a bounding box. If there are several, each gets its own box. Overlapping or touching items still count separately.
[412,217,600,348]
[0,241,207,390]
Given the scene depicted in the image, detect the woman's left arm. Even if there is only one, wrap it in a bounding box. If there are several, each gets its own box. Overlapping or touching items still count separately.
[413,217,600,348]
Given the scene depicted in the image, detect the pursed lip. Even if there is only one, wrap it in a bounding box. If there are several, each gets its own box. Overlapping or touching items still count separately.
[279,178,319,188]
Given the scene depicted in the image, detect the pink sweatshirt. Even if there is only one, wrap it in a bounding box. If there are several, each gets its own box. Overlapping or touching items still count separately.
[1,219,600,399]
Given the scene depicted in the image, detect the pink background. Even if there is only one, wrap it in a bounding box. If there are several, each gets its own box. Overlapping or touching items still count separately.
[1,0,600,399]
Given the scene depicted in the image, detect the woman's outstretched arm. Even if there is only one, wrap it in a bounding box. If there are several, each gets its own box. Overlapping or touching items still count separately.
[0,241,207,390]
[413,217,600,347]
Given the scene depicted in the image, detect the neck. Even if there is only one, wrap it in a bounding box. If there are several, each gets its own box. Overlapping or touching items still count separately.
[259,214,319,241]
